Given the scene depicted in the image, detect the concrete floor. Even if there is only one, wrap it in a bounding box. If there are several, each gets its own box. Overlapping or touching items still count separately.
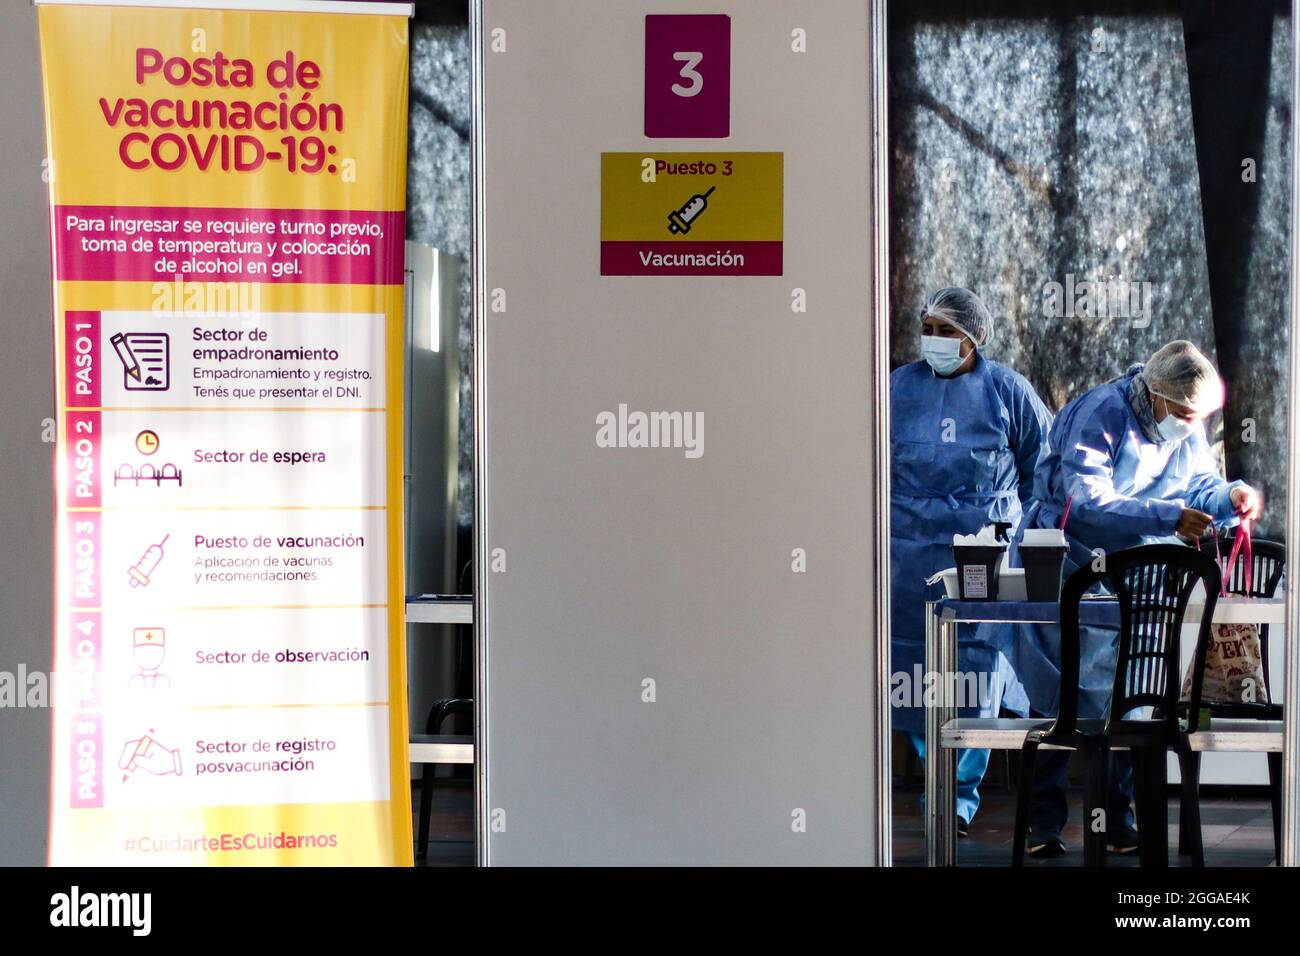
[412,774,474,867]
[893,779,1278,867]
[408,769,1278,867]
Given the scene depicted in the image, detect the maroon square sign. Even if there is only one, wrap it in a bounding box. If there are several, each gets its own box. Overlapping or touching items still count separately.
[644,14,731,138]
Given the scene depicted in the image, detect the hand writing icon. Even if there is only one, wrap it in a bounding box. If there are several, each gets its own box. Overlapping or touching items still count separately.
[119,733,182,781]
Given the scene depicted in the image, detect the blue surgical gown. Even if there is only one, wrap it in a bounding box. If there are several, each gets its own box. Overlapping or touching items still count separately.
[890,354,1053,734]
[1010,368,1245,718]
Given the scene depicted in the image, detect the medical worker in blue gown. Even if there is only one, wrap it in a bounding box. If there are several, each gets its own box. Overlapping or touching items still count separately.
[1013,341,1262,856]
[891,288,1053,834]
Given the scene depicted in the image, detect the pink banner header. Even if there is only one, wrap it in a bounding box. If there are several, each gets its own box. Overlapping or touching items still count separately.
[54,204,406,285]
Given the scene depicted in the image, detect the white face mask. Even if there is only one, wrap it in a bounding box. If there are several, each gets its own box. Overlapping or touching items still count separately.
[921,334,965,375]
[1154,394,1195,443]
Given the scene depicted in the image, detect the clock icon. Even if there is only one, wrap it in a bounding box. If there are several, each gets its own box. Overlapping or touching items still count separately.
[135,430,160,455]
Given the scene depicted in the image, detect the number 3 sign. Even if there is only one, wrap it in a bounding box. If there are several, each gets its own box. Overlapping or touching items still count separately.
[644,14,730,138]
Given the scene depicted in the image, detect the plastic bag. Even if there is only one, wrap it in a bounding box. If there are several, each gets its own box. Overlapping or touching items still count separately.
[1181,521,1269,705]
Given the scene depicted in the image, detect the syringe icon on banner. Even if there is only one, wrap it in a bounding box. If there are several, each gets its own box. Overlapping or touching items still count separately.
[667,185,716,235]
[127,534,169,588]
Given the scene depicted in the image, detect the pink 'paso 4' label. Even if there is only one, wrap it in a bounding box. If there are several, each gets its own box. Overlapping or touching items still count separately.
[67,613,102,712]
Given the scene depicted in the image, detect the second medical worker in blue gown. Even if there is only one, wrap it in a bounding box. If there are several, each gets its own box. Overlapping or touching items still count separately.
[1012,341,1262,856]
[891,288,1053,834]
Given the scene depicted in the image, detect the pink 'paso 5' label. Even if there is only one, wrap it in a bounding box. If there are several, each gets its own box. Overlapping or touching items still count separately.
[69,710,104,809]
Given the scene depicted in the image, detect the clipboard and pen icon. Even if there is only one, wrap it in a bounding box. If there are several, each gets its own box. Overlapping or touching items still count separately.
[110,332,170,391]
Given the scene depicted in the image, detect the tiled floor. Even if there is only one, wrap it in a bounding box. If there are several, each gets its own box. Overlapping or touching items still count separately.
[893,781,1279,867]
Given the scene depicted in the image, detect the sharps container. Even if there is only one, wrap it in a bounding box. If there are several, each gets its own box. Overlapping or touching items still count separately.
[1021,528,1070,602]
[951,541,1006,601]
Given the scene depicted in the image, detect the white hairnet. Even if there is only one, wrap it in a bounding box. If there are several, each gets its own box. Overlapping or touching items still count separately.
[920,287,993,347]
[1142,340,1224,415]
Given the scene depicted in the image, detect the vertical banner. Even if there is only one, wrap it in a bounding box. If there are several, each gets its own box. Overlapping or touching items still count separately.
[37,0,414,865]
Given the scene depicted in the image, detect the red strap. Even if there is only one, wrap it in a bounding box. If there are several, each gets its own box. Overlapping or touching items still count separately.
[1242,519,1254,594]
[1222,519,1253,596]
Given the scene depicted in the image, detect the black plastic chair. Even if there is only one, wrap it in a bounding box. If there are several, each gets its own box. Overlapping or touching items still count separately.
[417,697,472,860]
[1011,544,1221,867]
[1178,534,1285,861]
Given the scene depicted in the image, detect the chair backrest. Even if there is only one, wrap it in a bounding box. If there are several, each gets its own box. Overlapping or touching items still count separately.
[1212,531,1285,597]
[1054,544,1222,737]
[1216,533,1285,700]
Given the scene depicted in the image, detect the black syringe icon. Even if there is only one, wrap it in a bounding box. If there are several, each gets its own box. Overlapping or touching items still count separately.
[667,186,716,235]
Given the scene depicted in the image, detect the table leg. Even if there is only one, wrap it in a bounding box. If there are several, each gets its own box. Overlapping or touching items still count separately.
[941,617,957,866]
[925,606,957,867]
[925,603,939,866]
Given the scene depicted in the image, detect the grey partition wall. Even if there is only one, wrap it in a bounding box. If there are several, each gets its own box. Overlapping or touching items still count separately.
[0,0,54,866]
[474,0,882,865]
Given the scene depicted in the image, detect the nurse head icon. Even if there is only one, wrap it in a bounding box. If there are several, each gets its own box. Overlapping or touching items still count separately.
[129,628,170,690]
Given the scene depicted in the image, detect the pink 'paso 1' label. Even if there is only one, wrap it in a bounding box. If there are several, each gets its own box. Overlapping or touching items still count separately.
[64,311,100,409]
